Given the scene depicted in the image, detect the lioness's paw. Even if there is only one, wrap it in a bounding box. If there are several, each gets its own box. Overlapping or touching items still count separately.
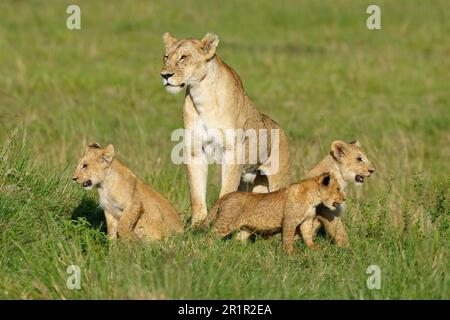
[191,216,207,229]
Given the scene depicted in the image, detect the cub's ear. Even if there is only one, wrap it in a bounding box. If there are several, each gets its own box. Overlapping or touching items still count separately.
[87,142,101,150]
[201,33,219,59]
[163,32,177,49]
[331,140,348,159]
[320,172,331,186]
[102,144,115,163]
[349,140,361,148]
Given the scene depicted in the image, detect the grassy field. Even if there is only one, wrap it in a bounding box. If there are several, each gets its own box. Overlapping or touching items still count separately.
[0,0,449,299]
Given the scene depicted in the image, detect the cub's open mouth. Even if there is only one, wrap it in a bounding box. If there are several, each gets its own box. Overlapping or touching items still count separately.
[82,180,92,188]
[355,175,365,183]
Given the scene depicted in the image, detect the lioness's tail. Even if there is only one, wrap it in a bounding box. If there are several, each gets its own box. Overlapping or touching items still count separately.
[201,200,221,230]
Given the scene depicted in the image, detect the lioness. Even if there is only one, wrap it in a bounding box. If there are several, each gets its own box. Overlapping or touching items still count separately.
[72,143,184,241]
[299,140,374,247]
[160,32,292,227]
[209,172,345,253]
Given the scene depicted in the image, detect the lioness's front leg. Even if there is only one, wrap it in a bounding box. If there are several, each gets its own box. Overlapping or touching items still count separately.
[184,96,209,227]
[220,162,242,197]
[259,126,292,192]
[219,163,246,239]
[186,160,208,226]
[117,202,143,241]
[104,211,118,240]
[219,135,243,197]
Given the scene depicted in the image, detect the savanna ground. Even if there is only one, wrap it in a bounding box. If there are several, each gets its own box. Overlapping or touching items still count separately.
[0,0,449,299]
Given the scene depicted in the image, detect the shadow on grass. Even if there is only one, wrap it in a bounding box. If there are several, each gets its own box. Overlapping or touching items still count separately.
[71,196,106,234]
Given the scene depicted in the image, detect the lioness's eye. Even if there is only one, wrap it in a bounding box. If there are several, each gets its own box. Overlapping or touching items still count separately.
[163,55,168,62]
[179,55,187,61]
[357,157,363,162]
[82,164,88,169]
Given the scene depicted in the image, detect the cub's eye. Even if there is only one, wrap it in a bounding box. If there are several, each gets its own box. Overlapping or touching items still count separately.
[163,55,168,62]
[82,164,88,169]
[357,157,363,162]
[179,55,187,61]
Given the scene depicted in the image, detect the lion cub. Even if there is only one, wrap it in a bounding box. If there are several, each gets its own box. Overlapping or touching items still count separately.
[300,140,375,247]
[72,143,184,241]
[209,172,345,253]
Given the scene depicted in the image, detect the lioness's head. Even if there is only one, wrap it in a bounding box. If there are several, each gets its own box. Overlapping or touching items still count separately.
[160,32,219,94]
[316,172,346,211]
[72,143,115,190]
[330,140,375,185]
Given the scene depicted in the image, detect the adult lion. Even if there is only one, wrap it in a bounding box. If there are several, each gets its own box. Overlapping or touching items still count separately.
[160,32,292,227]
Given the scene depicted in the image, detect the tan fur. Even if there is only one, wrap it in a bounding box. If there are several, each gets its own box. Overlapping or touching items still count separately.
[161,32,292,227]
[209,173,345,254]
[72,143,184,241]
[299,140,375,246]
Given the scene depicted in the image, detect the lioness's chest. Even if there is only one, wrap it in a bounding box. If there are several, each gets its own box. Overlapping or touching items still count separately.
[187,93,257,171]
[193,117,227,158]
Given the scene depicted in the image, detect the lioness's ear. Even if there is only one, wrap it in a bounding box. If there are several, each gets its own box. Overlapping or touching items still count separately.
[102,144,115,163]
[163,32,177,49]
[349,140,361,148]
[201,33,219,59]
[331,140,348,159]
[320,172,331,186]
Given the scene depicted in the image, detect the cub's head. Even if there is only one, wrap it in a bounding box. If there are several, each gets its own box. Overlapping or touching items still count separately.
[315,172,346,211]
[330,140,375,186]
[72,143,115,190]
[160,32,219,94]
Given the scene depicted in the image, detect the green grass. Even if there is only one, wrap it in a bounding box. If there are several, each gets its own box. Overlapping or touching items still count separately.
[0,0,449,299]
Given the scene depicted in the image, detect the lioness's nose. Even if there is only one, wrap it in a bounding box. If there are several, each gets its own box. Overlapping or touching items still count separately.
[161,72,174,80]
